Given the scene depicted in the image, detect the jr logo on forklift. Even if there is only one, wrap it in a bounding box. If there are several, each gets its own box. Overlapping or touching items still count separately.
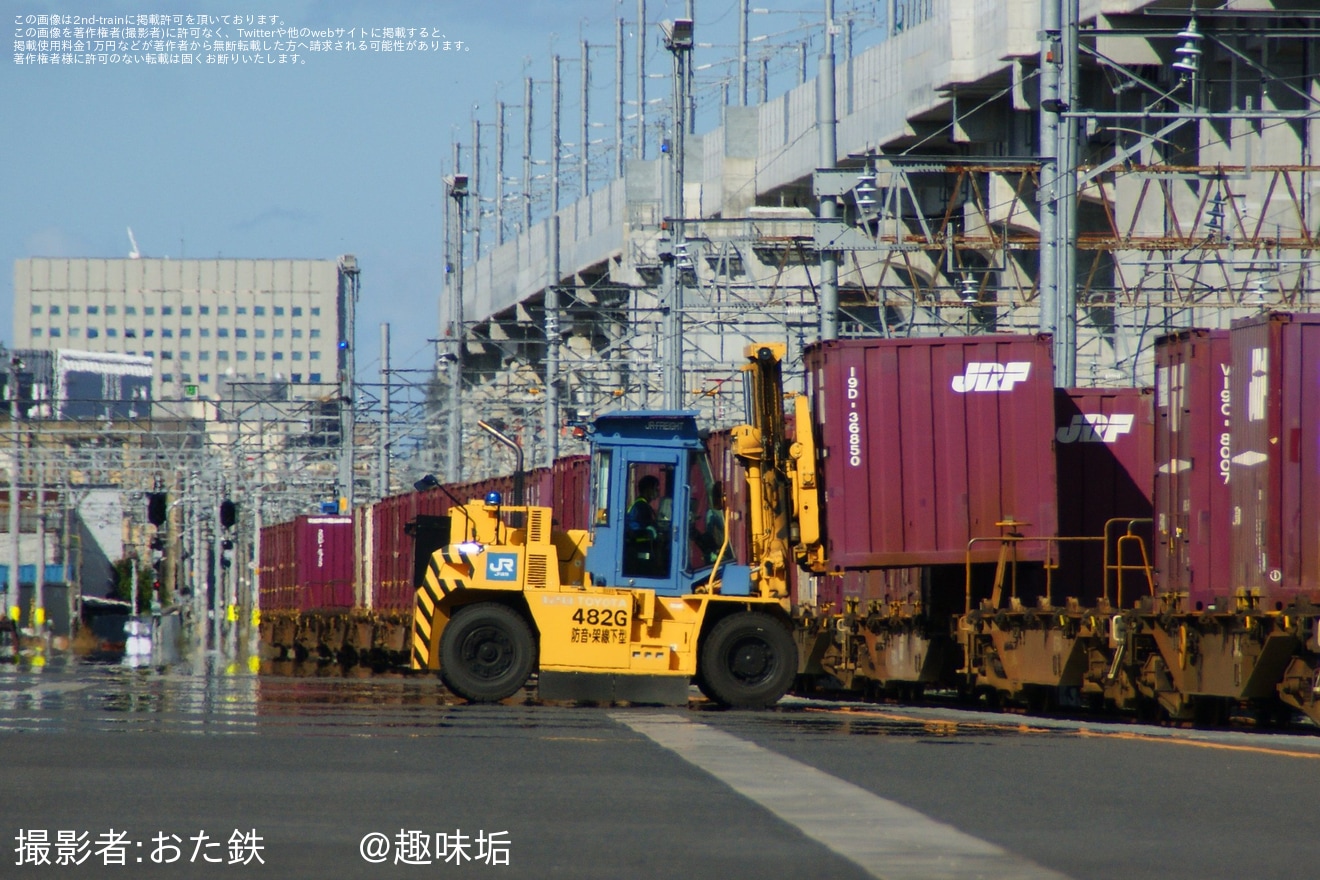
[486,553,519,581]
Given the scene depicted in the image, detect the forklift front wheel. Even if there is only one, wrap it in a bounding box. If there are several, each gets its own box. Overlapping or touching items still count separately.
[699,612,797,709]
[440,603,536,703]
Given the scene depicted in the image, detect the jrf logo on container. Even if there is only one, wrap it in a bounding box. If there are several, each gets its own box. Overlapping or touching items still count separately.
[1056,414,1134,444]
[951,362,1031,393]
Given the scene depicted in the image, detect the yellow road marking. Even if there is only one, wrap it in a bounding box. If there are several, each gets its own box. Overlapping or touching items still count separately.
[803,706,1320,758]
[1075,728,1320,760]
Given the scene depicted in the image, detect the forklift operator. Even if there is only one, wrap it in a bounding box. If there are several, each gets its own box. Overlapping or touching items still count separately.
[624,475,663,576]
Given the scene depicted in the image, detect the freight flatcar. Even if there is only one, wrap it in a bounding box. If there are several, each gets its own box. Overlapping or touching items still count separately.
[257,456,590,666]
[804,317,1320,726]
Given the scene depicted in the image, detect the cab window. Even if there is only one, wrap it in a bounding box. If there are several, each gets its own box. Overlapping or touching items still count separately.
[622,463,674,579]
[591,450,612,526]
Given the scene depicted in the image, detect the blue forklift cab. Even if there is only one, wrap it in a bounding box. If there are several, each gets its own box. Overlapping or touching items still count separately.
[583,411,751,597]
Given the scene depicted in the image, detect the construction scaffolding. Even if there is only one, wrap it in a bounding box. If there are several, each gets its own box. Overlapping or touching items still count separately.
[434,1,1320,480]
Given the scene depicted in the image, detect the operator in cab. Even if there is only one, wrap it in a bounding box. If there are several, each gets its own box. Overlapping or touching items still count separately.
[624,474,663,576]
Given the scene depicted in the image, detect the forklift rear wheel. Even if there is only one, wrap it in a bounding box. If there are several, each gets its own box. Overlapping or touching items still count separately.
[440,603,535,702]
[699,612,796,709]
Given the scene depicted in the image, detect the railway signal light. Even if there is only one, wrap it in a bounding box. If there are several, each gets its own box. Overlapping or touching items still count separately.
[220,499,237,529]
[147,492,167,526]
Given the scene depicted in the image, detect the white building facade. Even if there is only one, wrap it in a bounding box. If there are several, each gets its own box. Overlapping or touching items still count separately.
[13,258,343,398]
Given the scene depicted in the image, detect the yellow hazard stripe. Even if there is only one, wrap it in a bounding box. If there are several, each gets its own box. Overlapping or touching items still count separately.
[439,546,472,568]
[411,609,433,670]
[411,580,442,670]
[428,558,447,594]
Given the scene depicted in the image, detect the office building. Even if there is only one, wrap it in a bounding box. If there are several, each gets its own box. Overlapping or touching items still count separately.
[13,258,344,398]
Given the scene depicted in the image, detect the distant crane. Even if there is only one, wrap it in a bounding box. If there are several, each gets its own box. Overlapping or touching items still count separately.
[126,227,141,259]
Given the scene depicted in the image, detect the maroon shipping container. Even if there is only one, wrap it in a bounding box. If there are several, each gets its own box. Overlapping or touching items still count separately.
[551,456,591,532]
[365,458,593,613]
[805,335,1058,568]
[1054,387,1155,604]
[259,520,295,611]
[259,516,355,612]
[1153,330,1232,607]
[1230,313,1320,603]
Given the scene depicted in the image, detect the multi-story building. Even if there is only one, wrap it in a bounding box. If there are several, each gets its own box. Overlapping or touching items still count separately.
[2,348,152,421]
[13,257,345,398]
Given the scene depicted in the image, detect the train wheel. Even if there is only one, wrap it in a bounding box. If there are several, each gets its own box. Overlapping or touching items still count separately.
[439,603,535,703]
[699,612,796,709]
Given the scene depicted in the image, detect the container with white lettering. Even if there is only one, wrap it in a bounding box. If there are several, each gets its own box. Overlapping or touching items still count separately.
[804,335,1057,568]
[1153,329,1232,609]
[1054,387,1155,605]
[1229,313,1320,602]
[258,516,355,611]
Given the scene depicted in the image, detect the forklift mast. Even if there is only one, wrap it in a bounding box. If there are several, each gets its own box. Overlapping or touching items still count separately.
[732,344,825,596]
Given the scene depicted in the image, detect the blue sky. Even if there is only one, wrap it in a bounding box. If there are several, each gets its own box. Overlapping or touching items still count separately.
[2,0,879,381]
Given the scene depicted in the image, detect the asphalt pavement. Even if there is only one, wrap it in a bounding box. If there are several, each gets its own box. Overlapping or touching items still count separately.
[1,660,1317,879]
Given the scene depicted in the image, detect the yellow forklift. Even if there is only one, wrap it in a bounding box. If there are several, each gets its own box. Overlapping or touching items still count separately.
[410,344,820,706]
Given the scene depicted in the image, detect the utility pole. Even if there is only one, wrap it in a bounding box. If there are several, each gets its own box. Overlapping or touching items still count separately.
[616,17,625,178]
[1057,0,1080,386]
[661,18,694,410]
[1038,0,1061,378]
[226,487,238,659]
[685,0,696,132]
[33,458,44,633]
[738,0,749,106]
[379,322,391,498]
[250,482,262,662]
[191,473,203,650]
[337,255,359,513]
[211,472,222,654]
[818,0,839,342]
[552,54,562,215]
[61,478,72,640]
[471,118,482,262]
[636,0,647,160]
[6,355,19,626]
[445,161,468,484]
[581,39,590,199]
[546,54,562,466]
[523,78,534,233]
[496,101,506,245]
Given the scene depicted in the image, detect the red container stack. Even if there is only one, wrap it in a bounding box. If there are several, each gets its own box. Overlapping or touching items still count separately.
[805,335,1058,568]
[368,491,436,614]
[1153,330,1232,608]
[1230,313,1320,603]
[259,516,355,612]
[551,456,592,532]
[259,519,295,611]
